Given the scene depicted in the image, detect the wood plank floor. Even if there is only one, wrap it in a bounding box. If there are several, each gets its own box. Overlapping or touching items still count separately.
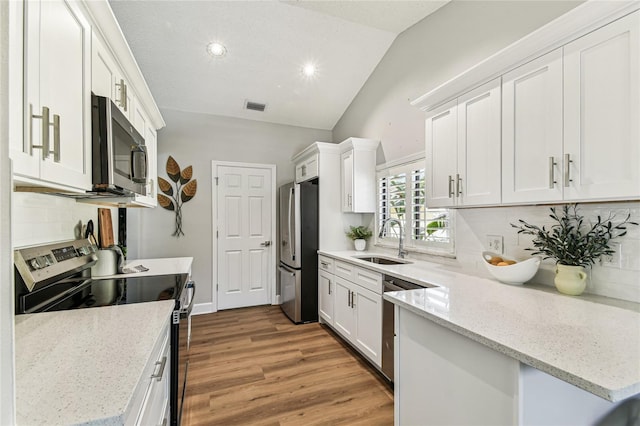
[182,305,394,425]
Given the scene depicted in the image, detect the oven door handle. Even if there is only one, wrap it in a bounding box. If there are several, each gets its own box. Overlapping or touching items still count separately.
[180,280,196,318]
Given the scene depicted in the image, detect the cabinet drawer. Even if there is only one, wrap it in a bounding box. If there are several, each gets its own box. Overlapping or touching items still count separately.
[318,255,334,274]
[124,318,170,424]
[354,267,382,294]
[334,260,356,281]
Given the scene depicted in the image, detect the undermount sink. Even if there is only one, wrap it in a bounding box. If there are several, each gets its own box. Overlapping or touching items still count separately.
[354,256,412,265]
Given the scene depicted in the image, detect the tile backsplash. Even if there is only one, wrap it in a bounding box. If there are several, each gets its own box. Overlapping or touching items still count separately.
[458,202,640,303]
[12,192,111,248]
[400,202,640,303]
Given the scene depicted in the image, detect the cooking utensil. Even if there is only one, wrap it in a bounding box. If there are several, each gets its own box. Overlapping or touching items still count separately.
[98,208,114,248]
[85,220,98,246]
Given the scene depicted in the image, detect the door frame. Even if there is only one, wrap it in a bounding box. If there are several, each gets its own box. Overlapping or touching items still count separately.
[211,160,277,312]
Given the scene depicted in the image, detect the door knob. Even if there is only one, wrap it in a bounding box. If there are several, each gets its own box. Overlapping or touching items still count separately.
[260,241,272,247]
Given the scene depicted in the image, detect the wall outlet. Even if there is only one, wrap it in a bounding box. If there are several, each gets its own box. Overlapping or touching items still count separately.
[487,235,503,254]
[602,242,622,268]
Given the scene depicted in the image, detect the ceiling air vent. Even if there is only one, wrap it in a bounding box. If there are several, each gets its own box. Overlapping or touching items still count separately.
[245,100,267,112]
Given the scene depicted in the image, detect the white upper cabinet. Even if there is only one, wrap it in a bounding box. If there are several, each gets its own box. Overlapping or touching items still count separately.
[457,79,502,206]
[92,34,132,120]
[425,100,458,208]
[416,3,639,207]
[340,138,379,213]
[563,11,640,201]
[426,79,501,208]
[13,0,92,192]
[502,49,564,204]
[295,153,319,183]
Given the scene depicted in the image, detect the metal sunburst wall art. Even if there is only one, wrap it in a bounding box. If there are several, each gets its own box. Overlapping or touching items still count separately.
[157,156,197,237]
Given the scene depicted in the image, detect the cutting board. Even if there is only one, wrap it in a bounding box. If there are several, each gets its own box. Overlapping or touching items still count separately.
[98,208,115,248]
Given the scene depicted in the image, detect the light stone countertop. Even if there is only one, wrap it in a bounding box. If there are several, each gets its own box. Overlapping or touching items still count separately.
[92,257,193,279]
[15,300,175,425]
[319,250,640,402]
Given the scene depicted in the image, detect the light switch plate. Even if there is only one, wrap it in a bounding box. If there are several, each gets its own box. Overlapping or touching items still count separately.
[602,242,622,268]
[487,235,503,254]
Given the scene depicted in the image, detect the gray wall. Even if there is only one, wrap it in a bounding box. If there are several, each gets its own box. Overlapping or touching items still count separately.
[333,0,582,160]
[130,109,332,306]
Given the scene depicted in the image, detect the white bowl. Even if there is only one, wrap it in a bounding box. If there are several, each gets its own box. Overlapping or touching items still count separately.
[481,251,541,285]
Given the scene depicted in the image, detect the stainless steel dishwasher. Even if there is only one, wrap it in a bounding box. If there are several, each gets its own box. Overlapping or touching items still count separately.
[382,275,435,383]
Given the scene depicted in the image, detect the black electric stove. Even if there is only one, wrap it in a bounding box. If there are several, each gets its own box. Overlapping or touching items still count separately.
[14,239,195,426]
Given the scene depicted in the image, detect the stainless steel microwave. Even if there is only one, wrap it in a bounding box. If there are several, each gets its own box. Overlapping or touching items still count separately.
[91,93,147,196]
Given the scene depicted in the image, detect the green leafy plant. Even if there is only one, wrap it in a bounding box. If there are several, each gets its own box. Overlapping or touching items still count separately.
[346,226,373,241]
[511,204,637,267]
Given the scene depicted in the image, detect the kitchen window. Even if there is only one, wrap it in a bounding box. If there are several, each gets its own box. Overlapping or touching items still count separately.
[377,158,454,255]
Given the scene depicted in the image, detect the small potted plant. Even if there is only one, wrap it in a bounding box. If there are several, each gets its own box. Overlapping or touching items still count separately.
[511,204,637,295]
[346,226,373,251]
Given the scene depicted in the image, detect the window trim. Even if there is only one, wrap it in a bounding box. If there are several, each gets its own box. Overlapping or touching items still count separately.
[375,155,455,256]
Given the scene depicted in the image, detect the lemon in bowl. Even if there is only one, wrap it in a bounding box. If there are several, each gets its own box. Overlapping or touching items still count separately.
[482,251,541,285]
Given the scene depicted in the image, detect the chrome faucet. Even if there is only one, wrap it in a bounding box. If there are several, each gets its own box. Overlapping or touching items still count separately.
[379,218,408,259]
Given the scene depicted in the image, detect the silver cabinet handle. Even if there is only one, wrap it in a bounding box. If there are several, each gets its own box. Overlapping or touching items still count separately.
[30,105,50,160]
[260,241,271,247]
[51,114,60,162]
[456,173,462,197]
[564,154,573,187]
[328,280,331,295]
[548,157,557,189]
[301,164,307,177]
[448,175,454,198]
[116,78,127,111]
[351,291,355,308]
[320,261,328,268]
[151,356,167,381]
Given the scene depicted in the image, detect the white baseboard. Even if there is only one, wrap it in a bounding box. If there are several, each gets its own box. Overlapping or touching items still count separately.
[192,302,215,315]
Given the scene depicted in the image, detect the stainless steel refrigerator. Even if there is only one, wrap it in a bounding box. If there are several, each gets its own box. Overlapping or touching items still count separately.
[279,179,319,323]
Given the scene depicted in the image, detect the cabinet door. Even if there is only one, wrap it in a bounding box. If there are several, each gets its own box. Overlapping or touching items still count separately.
[341,151,354,211]
[354,286,382,367]
[333,277,355,341]
[457,78,502,206]
[318,270,334,325]
[133,122,158,207]
[425,100,458,208]
[502,49,564,203]
[92,34,118,99]
[24,0,92,190]
[563,11,640,200]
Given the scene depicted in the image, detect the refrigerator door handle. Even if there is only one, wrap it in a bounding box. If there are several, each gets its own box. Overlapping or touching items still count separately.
[289,187,295,260]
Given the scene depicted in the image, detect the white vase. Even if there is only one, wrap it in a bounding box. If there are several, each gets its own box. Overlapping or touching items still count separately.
[354,239,366,251]
[554,264,587,296]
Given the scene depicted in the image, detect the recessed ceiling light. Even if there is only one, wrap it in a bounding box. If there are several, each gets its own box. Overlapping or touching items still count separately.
[207,42,227,57]
[302,63,316,77]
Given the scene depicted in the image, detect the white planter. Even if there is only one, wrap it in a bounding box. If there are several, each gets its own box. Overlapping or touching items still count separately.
[554,264,587,295]
[354,239,366,251]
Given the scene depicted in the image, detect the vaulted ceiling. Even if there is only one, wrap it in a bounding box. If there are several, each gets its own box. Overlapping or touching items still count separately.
[110,1,448,130]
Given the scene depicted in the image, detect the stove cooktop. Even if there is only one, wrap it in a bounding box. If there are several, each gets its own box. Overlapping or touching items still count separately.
[16,273,189,314]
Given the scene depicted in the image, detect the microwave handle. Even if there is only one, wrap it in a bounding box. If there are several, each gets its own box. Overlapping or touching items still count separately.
[131,146,147,183]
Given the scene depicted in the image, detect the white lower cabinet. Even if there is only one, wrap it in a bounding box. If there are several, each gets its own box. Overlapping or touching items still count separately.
[125,317,171,426]
[318,257,382,368]
[318,269,335,325]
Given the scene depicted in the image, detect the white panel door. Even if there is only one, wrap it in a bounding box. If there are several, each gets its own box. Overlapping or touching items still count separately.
[425,100,458,208]
[564,11,640,200]
[457,78,502,206]
[502,49,564,203]
[216,164,273,310]
[354,286,382,367]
